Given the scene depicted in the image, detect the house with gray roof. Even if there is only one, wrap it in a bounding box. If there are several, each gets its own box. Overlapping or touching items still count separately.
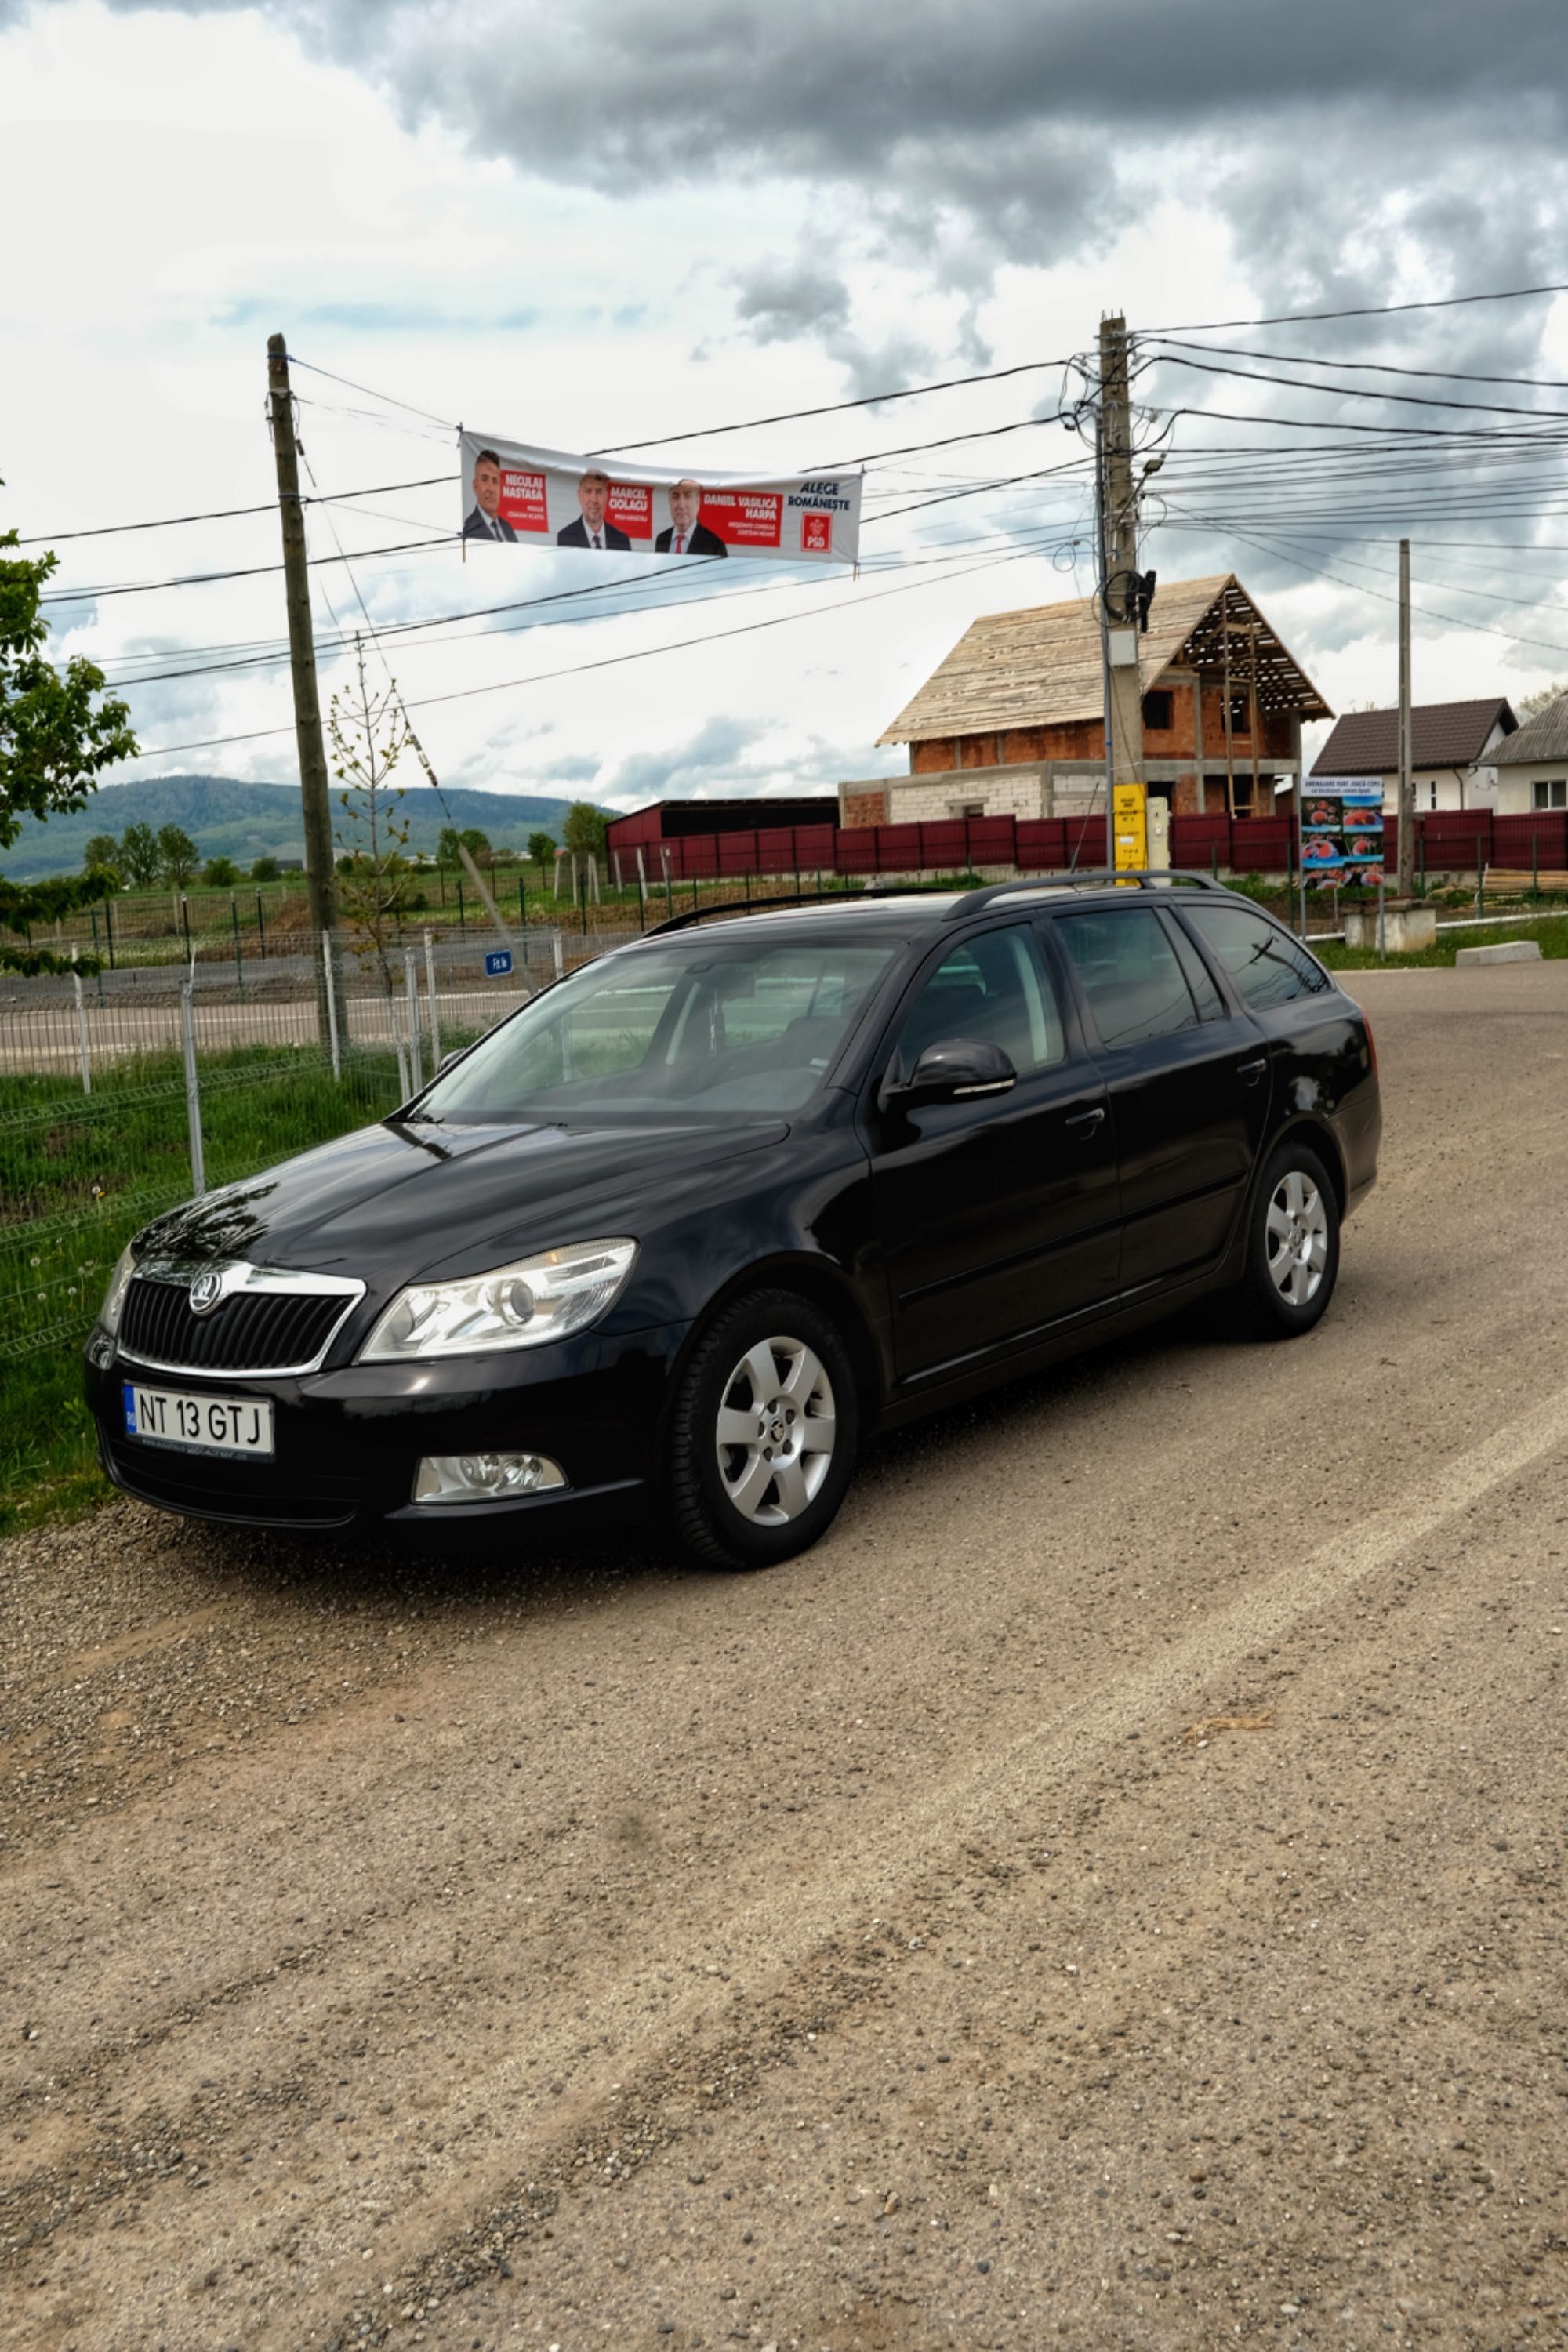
[1486,698,1568,814]
[1310,698,1517,813]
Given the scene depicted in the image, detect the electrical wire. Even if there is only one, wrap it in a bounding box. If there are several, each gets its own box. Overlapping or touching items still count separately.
[1149,348,1568,425]
[126,539,1048,762]
[14,474,458,547]
[1152,336,1568,395]
[1145,280,1568,336]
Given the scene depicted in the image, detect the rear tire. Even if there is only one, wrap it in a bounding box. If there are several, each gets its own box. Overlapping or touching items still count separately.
[666,1289,860,1570]
[1240,1140,1340,1338]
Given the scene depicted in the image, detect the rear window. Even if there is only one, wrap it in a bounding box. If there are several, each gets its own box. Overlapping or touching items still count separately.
[1184,902,1330,1010]
[1054,907,1205,1048]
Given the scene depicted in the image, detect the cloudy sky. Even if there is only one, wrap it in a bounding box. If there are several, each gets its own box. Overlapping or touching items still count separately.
[6,0,1568,817]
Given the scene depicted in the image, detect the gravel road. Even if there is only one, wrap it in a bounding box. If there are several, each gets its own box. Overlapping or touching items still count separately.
[4,962,1566,2352]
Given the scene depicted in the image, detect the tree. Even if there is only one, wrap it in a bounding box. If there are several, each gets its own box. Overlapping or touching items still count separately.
[118,819,160,887]
[157,824,200,887]
[1518,681,1568,720]
[330,637,413,996]
[527,829,556,878]
[436,824,463,868]
[459,826,492,866]
[203,855,239,887]
[83,833,121,876]
[250,854,279,882]
[0,488,137,973]
[562,801,607,859]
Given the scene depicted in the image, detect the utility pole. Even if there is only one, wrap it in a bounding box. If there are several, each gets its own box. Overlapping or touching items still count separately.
[1098,314,1147,873]
[1397,537,1415,897]
[267,334,340,1036]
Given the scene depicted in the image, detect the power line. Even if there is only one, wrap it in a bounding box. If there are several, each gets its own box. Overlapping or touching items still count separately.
[1149,348,1568,424]
[1152,336,1568,395]
[591,358,1080,456]
[1145,280,1568,336]
[38,532,456,604]
[126,540,1042,762]
[283,352,455,430]
[15,474,457,546]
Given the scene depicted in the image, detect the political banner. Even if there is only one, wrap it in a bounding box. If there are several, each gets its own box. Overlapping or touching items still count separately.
[459,432,862,564]
[1301,777,1385,889]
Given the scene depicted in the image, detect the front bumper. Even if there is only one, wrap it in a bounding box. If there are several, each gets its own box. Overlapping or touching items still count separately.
[86,1319,691,1535]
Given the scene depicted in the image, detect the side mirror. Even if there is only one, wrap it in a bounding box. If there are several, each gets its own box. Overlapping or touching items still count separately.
[437,1048,464,1073]
[884,1036,1017,1109]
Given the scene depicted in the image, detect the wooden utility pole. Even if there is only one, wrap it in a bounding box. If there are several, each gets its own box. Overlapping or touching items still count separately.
[1397,537,1415,896]
[267,335,339,971]
[1098,314,1145,865]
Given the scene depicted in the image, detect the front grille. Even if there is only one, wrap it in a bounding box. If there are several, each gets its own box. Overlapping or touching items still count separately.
[121,1276,352,1374]
[106,1436,361,1527]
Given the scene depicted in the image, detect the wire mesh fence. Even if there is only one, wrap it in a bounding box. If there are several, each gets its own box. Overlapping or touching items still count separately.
[0,928,582,1366]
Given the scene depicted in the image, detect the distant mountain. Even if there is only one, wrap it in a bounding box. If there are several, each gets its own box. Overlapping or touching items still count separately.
[4,775,590,881]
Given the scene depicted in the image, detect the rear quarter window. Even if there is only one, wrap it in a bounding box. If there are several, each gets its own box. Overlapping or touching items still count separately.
[1183,902,1330,1011]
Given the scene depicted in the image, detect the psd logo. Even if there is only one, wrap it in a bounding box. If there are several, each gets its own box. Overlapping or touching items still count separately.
[800,511,833,554]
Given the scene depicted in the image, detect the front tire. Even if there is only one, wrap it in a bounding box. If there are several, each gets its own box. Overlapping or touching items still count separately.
[1242,1141,1340,1338]
[666,1289,860,1570]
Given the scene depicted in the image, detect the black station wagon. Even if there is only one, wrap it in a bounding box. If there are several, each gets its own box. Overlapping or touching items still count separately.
[86,874,1381,1569]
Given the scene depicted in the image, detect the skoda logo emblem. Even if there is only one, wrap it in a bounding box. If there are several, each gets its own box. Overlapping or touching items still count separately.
[188,1271,223,1316]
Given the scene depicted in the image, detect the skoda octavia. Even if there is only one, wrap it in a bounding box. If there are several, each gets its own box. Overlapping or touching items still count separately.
[86,876,1380,1570]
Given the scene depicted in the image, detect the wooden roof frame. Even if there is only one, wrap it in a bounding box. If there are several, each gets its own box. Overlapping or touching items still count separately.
[877,572,1332,745]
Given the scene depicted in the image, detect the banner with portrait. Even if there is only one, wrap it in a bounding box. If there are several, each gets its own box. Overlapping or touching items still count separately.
[1301,778,1385,889]
[458,431,862,564]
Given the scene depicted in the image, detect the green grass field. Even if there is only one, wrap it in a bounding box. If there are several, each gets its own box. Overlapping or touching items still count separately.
[1316,913,1568,970]
[1,1047,402,1537]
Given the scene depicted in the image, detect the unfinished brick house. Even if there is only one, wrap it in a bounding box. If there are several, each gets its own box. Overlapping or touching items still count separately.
[843,573,1332,827]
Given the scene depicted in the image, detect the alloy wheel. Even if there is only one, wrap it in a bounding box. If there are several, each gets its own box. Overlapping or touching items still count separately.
[714,1336,837,1525]
[1265,1168,1328,1308]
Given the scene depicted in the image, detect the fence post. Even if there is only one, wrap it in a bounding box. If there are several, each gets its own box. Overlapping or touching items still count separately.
[457,876,466,934]
[394,1038,411,1101]
[322,932,342,1080]
[230,897,244,995]
[1377,875,1386,961]
[180,977,205,1195]
[634,846,647,931]
[423,927,441,1069]
[403,947,423,1091]
[552,931,564,979]
[1533,832,1540,899]
[71,956,91,1096]
[1476,840,1484,916]
[180,895,191,956]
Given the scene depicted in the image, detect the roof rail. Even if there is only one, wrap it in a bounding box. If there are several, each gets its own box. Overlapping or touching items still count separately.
[943,869,1230,920]
[643,883,948,937]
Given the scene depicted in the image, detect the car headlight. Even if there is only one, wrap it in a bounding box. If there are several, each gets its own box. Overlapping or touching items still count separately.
[358,1239,637,1363]
[99,1244,137,1337]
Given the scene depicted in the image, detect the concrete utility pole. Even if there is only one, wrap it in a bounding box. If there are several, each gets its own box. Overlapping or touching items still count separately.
[1098,314,1146,870]
[267,334,339,1007]
[1397,537,1415,897]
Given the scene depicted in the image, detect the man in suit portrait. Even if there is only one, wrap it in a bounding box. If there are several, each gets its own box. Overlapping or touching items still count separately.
[557,470,630,550]
[463,450,517,542]
[656,479,727,557]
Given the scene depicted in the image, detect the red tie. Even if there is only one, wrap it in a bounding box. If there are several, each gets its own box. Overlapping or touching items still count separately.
[675,532,686,554]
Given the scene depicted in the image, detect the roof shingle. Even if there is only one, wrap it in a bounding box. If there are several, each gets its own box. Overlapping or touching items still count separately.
[1311,698,1516,777]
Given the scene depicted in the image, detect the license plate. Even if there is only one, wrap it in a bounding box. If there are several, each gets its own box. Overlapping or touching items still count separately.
[122,1382,274,1458]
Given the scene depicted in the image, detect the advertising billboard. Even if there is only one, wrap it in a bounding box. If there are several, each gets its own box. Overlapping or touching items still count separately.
[459,433,862,565]
[1301,778,1385,889]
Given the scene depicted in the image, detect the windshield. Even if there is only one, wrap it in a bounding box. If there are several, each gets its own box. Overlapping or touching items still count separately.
[420,933,901,1123]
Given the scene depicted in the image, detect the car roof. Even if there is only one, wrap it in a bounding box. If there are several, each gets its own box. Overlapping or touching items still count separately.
[618,875,1236,953]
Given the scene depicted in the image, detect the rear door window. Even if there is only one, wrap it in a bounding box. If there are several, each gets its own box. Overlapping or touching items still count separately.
[1053,908,1206,1049]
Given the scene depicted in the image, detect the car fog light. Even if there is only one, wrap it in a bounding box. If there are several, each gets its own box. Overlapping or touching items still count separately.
[412,1452,568,1504]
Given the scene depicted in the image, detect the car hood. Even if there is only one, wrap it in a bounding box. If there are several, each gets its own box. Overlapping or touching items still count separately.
[136,1115,790,1283]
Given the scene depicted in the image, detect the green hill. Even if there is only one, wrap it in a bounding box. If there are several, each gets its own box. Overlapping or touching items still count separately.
[5,774,589,881]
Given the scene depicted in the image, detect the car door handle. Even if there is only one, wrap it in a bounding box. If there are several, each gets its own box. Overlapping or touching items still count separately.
[1236,1056,1267,1085]
[1064,1106,1106,1134]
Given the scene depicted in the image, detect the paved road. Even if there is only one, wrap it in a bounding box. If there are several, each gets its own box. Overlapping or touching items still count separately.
[3,964,1566,2351]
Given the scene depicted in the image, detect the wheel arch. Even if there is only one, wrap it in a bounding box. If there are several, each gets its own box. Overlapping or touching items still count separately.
[1264,1111,1349,1215]
[663,1253,887,1436]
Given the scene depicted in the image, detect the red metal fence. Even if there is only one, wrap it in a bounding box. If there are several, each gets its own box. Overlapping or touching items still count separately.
[610,811,1568,885]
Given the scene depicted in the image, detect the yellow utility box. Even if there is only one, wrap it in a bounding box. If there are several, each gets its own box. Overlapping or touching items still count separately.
[1112,782,1148,883]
